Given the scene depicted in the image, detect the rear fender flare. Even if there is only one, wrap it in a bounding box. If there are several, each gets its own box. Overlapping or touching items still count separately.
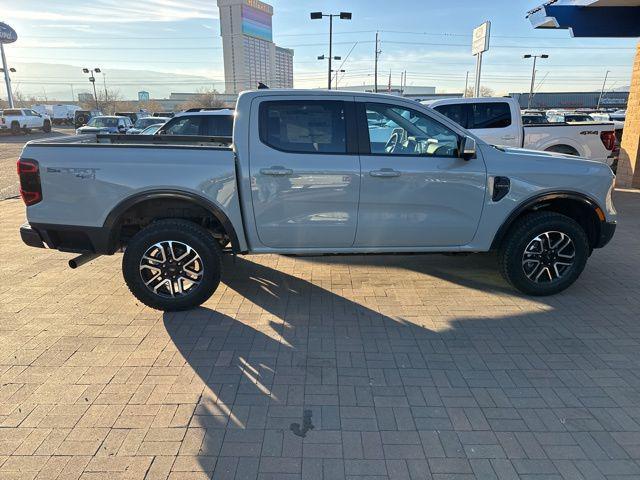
[104,189,240,253]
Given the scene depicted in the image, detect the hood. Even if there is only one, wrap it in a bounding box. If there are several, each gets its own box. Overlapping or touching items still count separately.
[494,145,604,165]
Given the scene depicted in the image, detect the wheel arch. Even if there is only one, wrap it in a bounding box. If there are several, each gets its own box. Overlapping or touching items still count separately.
[103,189,241,253]
[491,191,605,251]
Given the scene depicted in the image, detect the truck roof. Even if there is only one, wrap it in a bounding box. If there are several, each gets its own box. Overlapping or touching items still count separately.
[237,88,414,103]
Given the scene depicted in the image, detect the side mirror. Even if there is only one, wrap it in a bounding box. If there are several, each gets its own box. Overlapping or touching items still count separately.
[461,136,477,160]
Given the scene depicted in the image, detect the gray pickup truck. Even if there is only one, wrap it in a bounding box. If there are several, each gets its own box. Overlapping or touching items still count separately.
[18,89,617,310]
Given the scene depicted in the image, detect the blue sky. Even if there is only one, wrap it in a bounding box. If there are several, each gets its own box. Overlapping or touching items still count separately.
[1,0,637,99]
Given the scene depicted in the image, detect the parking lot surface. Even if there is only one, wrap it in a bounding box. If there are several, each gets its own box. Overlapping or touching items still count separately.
[2,159,640,477]
[0,129,71,200]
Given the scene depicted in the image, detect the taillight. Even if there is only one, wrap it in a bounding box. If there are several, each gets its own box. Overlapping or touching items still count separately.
[17,159,42,206]
[600,131,616,151]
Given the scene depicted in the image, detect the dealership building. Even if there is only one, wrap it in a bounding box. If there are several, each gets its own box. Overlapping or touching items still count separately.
[217,0,294,93]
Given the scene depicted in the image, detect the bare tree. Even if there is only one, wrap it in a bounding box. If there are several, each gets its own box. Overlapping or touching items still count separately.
[464,85,495,98]
[177,88,225,111]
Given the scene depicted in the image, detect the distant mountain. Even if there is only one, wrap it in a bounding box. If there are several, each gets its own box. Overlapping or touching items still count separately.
[8,62,222,101]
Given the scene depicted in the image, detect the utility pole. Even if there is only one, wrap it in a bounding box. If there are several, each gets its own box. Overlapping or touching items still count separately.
[310,11,352,90]
[70,84,75,102]
[464,71,469,97]
[82,67,102,111]
[374,32,381,93]
[597,70,610,110]
[524,54,548,109]
[102,72,108,101]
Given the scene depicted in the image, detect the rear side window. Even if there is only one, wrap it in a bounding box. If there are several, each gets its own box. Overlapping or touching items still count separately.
[207,115,233,137]
[163,116,203,135]
[432,104,467,128]
[469,102,512,129]
[259,100,346,153]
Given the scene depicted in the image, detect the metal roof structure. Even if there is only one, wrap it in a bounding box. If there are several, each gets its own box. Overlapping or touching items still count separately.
[527,0,640,37]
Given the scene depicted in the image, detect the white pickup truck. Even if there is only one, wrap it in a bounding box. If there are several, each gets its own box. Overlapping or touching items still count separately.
[0,108,52,135]
[425,97,618,165]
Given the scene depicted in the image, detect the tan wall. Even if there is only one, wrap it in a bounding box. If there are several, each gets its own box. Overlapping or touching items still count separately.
[617,43,640,188]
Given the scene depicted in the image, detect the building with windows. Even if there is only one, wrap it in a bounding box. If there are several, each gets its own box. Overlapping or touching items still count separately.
[217,0,294,93]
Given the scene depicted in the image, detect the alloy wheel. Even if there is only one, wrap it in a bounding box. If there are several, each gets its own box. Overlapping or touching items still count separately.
[139,240,203,297]
[522,231,575,283]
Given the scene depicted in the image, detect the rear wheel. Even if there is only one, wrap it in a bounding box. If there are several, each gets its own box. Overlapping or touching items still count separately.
[122,219,222,311]
[10,122,21,135]
[499,211,589,296]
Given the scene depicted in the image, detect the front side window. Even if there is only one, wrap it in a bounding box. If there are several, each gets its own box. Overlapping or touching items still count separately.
[163,116,203,135]
[259,100,346,153]
[365,103,460,157]
[468,102,512,129]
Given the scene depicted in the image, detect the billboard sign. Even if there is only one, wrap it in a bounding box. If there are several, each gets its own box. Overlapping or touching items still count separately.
[472,21,490,55]
[242,2,272,42]
[0,22,18,44]
[138,91,150,102]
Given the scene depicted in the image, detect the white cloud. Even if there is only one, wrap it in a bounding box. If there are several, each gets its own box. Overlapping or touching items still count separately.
[6,0,219,23]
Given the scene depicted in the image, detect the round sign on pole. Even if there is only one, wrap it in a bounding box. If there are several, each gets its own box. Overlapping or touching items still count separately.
[0,22,18,44]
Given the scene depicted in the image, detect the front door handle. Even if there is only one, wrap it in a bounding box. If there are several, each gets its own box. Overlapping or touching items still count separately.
[260,166,293,176]
[370,168,401,178]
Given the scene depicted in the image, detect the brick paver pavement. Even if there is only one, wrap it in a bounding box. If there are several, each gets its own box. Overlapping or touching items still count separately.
[1,191,640,480]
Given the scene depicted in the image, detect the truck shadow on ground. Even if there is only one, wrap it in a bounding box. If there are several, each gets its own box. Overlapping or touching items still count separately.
[160,254,629,478]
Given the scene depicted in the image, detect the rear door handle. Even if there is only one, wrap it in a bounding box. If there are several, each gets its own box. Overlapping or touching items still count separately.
[260,166,293,176]
[501,135,516,140]
[369,168,401,178]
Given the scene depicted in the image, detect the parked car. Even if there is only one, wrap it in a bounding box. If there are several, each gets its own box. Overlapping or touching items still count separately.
[0,108,51,135]
[426,97,617,164]
[157,108,234,137]
[127,116,170,135]
[75,115,133,134]
[547,111,596,123]
[18,89,616,310]
[521,113,549,125]
[74,110,102,129]
[139,124,164,135]
[115,112,147,124]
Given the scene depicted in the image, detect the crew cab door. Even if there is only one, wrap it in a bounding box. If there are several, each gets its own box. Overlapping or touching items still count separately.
[433,101,521,148]
[355,100,486,247]
[248,96,360,248]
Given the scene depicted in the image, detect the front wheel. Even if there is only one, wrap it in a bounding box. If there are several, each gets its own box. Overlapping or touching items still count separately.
[499,211,589,296]
[122,219,222,310]
[42,120,51,133]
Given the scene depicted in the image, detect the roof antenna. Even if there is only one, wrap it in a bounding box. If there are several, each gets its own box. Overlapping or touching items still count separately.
[257,82,269,89]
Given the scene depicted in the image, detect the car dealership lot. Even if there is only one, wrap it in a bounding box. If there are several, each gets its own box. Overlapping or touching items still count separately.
[1,138,640,479]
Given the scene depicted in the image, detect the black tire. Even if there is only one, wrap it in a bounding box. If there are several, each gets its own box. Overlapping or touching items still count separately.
[498,211,589,296]
[545,144,579,156]
[42,120,51,133]
[10,122,21,135]
[122,219,222,311]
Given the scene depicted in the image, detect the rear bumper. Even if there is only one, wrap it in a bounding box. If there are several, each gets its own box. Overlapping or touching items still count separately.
[596,221,616,249]
[20,222,112,254]
[20,223,46,248]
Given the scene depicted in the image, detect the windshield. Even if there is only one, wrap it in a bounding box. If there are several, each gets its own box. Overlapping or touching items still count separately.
[565,114,594,122]
[134,117,164,128]
[87,117,118,128]
[141,124,162,134]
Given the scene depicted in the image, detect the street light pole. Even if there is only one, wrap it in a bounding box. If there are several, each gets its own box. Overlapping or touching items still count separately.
[311,11,351,90]
[524,54,548,109]
[597,70,610,110]
[82,68,102,111]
